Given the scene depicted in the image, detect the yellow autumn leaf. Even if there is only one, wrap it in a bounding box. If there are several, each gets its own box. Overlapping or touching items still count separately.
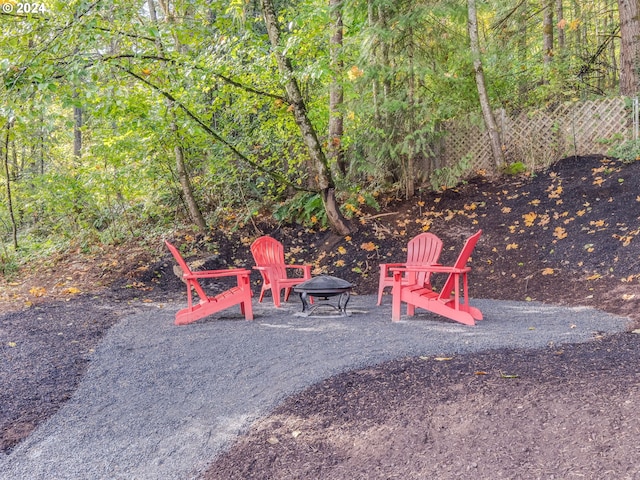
[523,212,537,227]
[541,268,555,275]
[590,219,605,228]
[334,259,345,267]
[7,342,17,348]
[501,206,512,214]
[360,242,377,251]
[506,243,519,250]
[347,65,364,81]
[63,287,81,295]
[586,273,601,281]
[553,227,567,239]
[529,199,541,206]
[576,209,586,216]
[622,294,636,301]
[337,246,347,254]
[29,286,46,297]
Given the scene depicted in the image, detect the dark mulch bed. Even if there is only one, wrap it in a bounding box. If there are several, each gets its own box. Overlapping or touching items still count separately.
[1,155,639,478]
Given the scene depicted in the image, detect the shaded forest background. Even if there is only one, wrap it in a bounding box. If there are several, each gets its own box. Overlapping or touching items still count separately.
[1,0,639,272]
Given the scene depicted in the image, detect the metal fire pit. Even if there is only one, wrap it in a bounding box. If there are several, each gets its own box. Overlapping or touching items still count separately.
[293,275,353,317]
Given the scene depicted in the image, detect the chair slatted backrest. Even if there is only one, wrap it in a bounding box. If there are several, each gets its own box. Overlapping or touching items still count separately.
[165,241,210,301]
[250,236,287,279]
[438,230,482,300]
[406,233,443,287]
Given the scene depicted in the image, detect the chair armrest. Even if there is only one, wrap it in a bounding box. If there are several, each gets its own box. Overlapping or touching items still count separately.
[379,262,405,273]
[185,268,251,279]
[390,265,470,274]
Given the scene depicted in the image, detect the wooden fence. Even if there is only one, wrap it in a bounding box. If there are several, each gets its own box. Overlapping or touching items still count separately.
[439,97,634,174]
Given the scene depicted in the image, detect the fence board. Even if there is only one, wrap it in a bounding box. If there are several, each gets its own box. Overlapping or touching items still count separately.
[438,97,632,176]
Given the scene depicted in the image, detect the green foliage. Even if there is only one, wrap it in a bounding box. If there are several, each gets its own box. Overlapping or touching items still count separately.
[607,139,640,164]
[502,161,527,176]
[429,154,472,192]
[0,0,633,270]
[274,192,326,227]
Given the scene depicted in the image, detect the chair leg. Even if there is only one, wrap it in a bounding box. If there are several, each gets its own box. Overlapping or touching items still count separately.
[272,287,282,307]
[377,282,386,306]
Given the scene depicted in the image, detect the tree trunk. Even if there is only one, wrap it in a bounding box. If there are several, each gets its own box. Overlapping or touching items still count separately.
[172,123,207,230]
[405,26,415,199]
[3,119,18,250]
[556,0,565,51]
[147,0,207,231]
[260,0,351,235]
[467,0,504,169]
[72,43,83,160]
[329,0,346,177]
[542,0,554,67]
[73,103,83,159]
[618,0,640,96]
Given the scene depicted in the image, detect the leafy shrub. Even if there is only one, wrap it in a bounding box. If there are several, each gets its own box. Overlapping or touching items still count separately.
[607,139,640,164]
[273,192,326,227]
[429,154,472,191]
[503,161,527,176]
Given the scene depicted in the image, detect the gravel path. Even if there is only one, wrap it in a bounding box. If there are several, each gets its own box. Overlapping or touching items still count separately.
[0,296,630,479]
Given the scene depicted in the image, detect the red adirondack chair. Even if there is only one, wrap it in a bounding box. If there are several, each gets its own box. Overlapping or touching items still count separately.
[250,235,312,307]
[377,232,443,305]
[391,230,483,325]
[165,241,253,325]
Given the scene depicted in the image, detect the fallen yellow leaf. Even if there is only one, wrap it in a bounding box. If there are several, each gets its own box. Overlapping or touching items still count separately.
[29,287,46,297]
[506,243,519,250]
[541,268,554,275]
[553,227,567,240]
[360,242,377,251]
[523,212,537,227]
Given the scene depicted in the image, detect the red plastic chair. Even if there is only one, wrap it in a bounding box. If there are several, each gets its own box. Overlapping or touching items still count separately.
[250,236,312,307]
[391,230,483,325]
[377,232,443,305]
[166,241,253,325]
